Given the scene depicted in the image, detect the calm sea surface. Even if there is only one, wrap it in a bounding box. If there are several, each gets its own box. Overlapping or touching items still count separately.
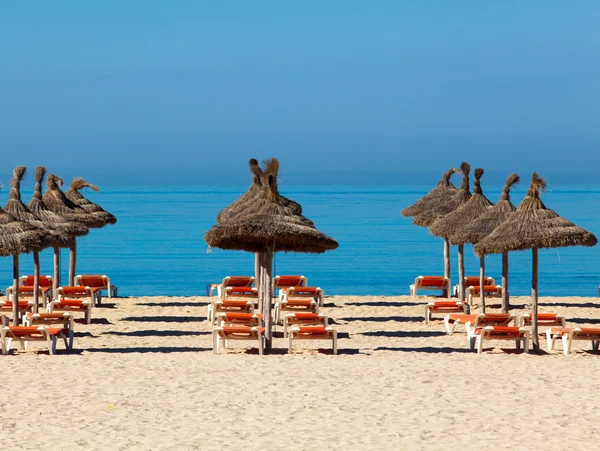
[0,185,599,297]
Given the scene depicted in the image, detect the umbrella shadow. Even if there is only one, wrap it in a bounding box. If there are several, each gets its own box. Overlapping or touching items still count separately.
[567,317,600,325]
[122,316,206,323]
[103,330,210,337]
[540,302,600,309]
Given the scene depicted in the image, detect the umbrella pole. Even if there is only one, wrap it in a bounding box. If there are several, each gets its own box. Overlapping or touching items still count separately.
[254,253,260,292]
[33,251,40,314]
[502,252,509,313]
[53,247,60,292]
[69,239,76,286]
[443,239,451,297]
[532,248,539,351]
[12,254,20,325]
[479,255,485,314]
[257,250,274,353]
[458,244,465,303]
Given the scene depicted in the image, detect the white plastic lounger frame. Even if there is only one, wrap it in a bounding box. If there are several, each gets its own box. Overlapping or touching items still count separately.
[410,276,451,299]
[471,326,530,354]
[1,325,74,355]
[287,326,338,355]
[546,328,600,355]
[424,301,466,325]
[282,313,328,337]
[212,326,264,355]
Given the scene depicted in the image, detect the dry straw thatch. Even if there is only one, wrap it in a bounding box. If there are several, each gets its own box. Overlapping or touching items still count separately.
[474,173,597,255]
[413,162,472,227]
[0,194,48,258]
[42,174,99,227]
[65,178,117,228]
[430,168,493,244]
[401,167,460,217]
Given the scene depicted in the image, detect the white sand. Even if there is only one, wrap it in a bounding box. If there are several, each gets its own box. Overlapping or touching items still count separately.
[2,294,600,450]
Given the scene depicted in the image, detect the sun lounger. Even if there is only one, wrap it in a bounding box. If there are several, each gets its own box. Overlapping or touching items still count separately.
[278,286,324,306]
[215,312,263,327]
[57,286,100,306]
[546,327,600,355]
[75,275,118,298]
[283,312,328,337]
[273,275,308,295]
[1,323,74,355]
[0,300,35,317]
[48,299,92,324]
[6,285,50,308]
[519,313,566,328]
[223,286,259,303]
[465,285,503,305]
[19,275,53,302]
[207,299,255,324]
[287,326,338,354]
[274,291,319,324]
[471,326,530,354]
[208,276,254,298]
[453,276,496,297]
[444,313,516,336]
[410,276,451,298]
[212,326,265,355]
[424,301,466,325]
[24,312,75,327]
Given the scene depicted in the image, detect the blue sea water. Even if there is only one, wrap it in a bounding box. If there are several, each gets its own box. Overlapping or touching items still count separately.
[0,184,598,298]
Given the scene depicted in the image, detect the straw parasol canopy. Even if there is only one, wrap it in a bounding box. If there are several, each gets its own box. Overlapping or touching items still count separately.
[42,174,98,226]
[475,173,597,350]
[205,158,338,352]
[65,178,117,227]
[401,167,460,218]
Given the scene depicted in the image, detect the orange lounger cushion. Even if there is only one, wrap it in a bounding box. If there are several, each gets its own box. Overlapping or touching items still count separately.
[448,314,477,322]
[7,327,68,337]
[276,276,305,286]
[475,326,522,336]
[55,300,87,308]
[551,327,600,336]
[220,300,253,307]
[60,287,96,295]
[222,313,263,320]
[284,300,315,306]
[296,326,328,334]
[221,326,265,335]
[470,285,501,294]
[432,301,461,308]
[228,287,257,295]
[3,301,31,308]
[421,277,447,287]
[290,313,321,319]
[21,276,53,287]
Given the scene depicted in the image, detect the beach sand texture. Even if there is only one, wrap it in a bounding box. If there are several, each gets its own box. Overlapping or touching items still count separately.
[2,294,600,450]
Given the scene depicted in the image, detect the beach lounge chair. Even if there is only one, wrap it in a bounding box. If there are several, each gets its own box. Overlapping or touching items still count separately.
[24,312,75,327]
[0,299,35,317]
[453,276,496,297]
[207,299,255,324]
[215,312,263,327]
[273,275,308,295]
[57,286,100,306]
[278,286,324,306]
[208,276,254,298]
[74,275,118,298]
[212,326,265,355]
[223,286,259,303]
[283,312,328,337]
[410,276,451,298]
[48,299,92,324]
[287,326,338,354]
[424,301,466,325]
[471,326,530,354]
[519,313,566,328]
[546,327,600,355]
[444,313,516,336]
[19,275,53,301]
[465,285,503,305]
[6,285,51,308]
[1,322,74,355]
[274,290,320,324]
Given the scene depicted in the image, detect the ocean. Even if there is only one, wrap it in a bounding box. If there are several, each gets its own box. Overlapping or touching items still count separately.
[0,184,598,298]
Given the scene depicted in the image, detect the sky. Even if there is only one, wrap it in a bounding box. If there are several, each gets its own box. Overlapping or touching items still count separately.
[1,1,599,185]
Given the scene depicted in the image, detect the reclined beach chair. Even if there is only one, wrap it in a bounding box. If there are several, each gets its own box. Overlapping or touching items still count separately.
[288,326,338,354]
[207,299,255,324]
[519,313,566,328]
[424,301,466,325]
[283,312,328,337]
[24,312,75,327]
[48,299,93,324]
[273,275,308,295]
[57,286,100,306]
[6,285,51,308]
[410,276,451,298]
[212,325,265,355]
[453,276,496,297]
[215,312,263,327]
[546,327,600,355]
[208,276,254,298]
[223,286,259,303]
[274,290,320,324]
[1,321,74,355]
[19,275,53,301]
[278,286,324,306]
[0,299,35,317]
[444,313,516,336]
[75,275,118,298]
[471,326,530,354]
[465,285,503,305]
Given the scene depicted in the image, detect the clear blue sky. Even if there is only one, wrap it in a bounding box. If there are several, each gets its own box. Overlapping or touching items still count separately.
[1,1,599,185]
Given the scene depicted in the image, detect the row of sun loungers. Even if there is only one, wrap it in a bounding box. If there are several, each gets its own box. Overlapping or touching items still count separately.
[411,275,503,304]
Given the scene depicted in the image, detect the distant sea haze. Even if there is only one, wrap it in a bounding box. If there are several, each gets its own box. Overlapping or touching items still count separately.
[0,185,598,297]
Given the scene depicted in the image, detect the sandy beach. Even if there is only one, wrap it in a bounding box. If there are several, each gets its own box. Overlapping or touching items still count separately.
[2,294,600,450]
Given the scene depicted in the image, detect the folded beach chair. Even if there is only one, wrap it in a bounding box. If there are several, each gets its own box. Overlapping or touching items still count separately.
[282,312,328,337]
[208,276,255,298]
[278,286,324,306]
[6,285,51,308]
[444,313,516,336]
[215,312,263,327]
[1,323,74,355]
[424,301,466,325]
[273,275,308,295]
[519,313,566,328]
[212,325,265,355]
[546,327,600,355]
[453,276,496,297]
[48,299,92,324]
[471,326,530,354]
[410,276,451,298]
[288,326,338,354]
[57,286,100,306]
[465,285,503,305]
[75,275,118,298]
[274,289,320,324]
[207,299,255,324]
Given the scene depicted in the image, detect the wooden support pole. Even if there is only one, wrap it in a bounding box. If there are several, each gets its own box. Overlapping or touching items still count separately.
[33,251,40,314]
[479,255,486,314]
[53,247,60,292]
[532,248,539,351]
[12,255,19,325]
[254,253,260,291]
[443,239,451,298]
[69,239,77,286]
[458,244,465,302]
[501,252,509,313]
[258,250,274,353]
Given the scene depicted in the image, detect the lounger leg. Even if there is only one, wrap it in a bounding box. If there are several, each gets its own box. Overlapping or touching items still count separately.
[212,331,219,354]
[332,331,338,355]
[288,334,293,354]
[86,310,91,325]
[546,330,553,351]
[476,335,483,354]
[444,316,451,335]
[50,336,57,356]
[516,339,521,350]
[562,335,571,356]
[424,306,430,325]
[469,335,476,351]
[20,339,26,350]
[592,341,599,352]
[523,335,529,353]
[257,334,264,356]
[1,334,9,355]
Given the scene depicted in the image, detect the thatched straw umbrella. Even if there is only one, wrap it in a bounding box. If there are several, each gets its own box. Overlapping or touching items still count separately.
[0,189,48,324]
[451,174,520,313]
[205,158,338,353]
[65,178,117,285]
[429,168,492,308]
[414,162,472,300]
[401,167,460,279]
[475,173,597,350]
[42,174,99,290]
